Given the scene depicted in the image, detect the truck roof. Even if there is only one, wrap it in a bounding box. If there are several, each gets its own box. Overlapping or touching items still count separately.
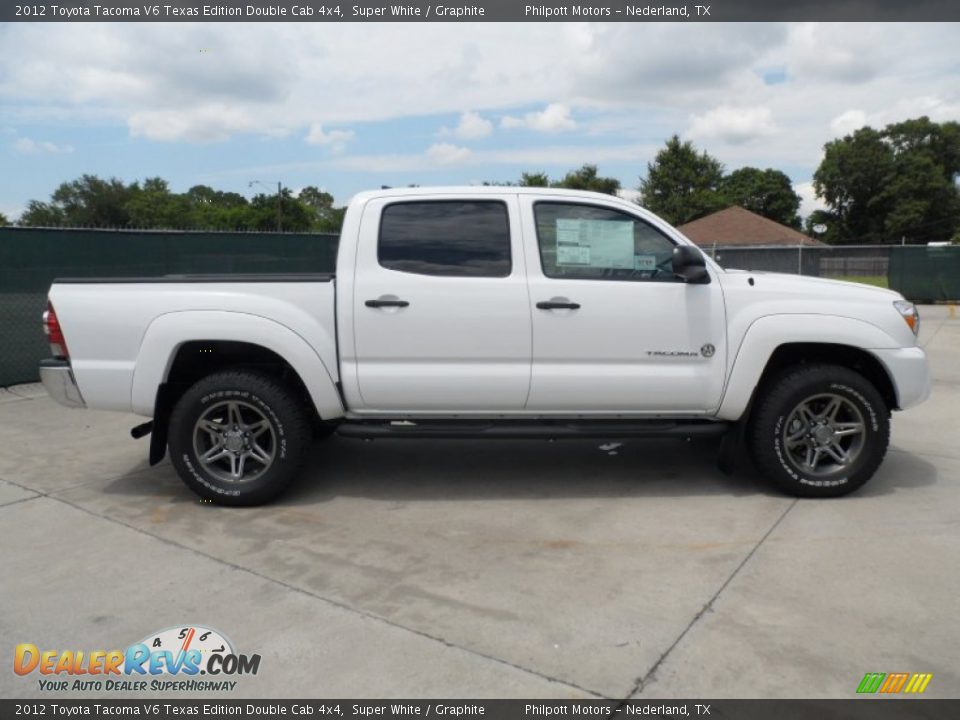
[349,186,640,205]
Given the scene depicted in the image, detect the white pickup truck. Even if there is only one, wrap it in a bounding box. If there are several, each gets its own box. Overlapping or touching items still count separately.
[40,187,930,505]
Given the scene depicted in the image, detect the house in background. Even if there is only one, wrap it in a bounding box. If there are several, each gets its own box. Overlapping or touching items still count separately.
[677,206,825,251]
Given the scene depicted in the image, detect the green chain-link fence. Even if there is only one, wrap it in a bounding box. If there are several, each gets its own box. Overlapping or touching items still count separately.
[0,227,338,387]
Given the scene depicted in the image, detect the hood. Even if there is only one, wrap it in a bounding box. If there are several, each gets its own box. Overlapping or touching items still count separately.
[722,269,902,302]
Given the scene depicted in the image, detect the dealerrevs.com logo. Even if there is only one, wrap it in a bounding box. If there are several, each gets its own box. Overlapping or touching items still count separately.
[14,625,260,692]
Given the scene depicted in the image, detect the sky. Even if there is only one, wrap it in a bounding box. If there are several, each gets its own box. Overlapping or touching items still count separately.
[1,21,959,222]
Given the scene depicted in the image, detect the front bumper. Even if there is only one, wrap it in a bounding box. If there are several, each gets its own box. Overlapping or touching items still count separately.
[871,346,931,410]
[39,358,86,408]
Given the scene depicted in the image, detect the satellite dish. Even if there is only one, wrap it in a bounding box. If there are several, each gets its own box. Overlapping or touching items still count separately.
[812,224,827,234]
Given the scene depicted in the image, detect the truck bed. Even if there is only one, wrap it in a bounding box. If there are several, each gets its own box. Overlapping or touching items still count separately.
[48,274,339,416]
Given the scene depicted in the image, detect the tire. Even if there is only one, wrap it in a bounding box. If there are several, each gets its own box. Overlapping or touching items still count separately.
[168,370,312,506]
[748,364,890,498]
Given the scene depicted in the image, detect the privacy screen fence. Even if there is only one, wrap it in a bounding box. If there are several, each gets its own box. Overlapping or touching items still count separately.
[0,227,339,387]
[0,227,958,387]
[710,244,960,303]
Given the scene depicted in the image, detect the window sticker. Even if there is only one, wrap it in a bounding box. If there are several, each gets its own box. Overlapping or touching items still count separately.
[556,218,634,268]
[634,254,657,271]
[557,244,591,265]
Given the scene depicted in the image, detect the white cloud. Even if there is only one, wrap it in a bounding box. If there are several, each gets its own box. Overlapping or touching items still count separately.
[128,105,257,142]
[501,103,576,132]
[426,143,472,165]
[829,109,868,137]
[442,111,493,139]
[13,137,73,154]
[794,181,827,220]
[222,142,659,177]
[305,123,354,152]
[687,105,777,145]
[1,21,959,209]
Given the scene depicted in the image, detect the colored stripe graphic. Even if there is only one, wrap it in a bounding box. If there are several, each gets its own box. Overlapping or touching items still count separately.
[904,673,933,694]
[857,672,933,694]
[857,673,886,694]
[880,672,910,693]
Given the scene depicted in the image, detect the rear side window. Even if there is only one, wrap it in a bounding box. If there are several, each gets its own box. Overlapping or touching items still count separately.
[379,201,511,277]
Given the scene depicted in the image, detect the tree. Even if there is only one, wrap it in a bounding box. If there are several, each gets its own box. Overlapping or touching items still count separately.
[298,186,346,233]
[719,167,801,228]
[813,118,960,244]
[0,211,9,226]
[249,188,311,232]
[125,177,192,229]
[519,171,549,187]
[552,164,620,195]
[19,174,137,227]
[185,185,254,230]
[639,136,725,225]
[813,127,895,243]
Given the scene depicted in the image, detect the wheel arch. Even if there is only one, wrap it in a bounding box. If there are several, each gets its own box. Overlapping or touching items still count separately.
[132,311,344,464]
[718,314,901,421]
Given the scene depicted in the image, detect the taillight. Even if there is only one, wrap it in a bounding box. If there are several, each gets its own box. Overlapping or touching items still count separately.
[43,300,69,358]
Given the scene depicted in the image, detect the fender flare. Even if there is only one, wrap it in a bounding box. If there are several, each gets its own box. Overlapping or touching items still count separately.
[130,310,344,419]
[716,314,900,421]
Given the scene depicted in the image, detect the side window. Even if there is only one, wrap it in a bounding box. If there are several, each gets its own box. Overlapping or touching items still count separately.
[534,202,677,281]
[379,201,511,277]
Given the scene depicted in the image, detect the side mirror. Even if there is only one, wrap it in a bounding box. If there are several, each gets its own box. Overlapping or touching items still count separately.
[672,245,710,284]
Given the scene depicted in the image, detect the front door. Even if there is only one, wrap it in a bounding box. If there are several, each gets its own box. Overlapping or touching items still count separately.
[352,196,532,412]
[521,198,727,414]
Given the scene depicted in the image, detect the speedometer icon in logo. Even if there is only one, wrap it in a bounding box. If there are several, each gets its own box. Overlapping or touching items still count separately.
[140,625,233,668]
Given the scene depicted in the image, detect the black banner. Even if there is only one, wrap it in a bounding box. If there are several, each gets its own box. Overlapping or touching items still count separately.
[4,0,960,23]
[1,700,958,719]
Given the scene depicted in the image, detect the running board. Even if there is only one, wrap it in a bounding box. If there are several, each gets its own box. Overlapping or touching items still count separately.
[336,419,729,440]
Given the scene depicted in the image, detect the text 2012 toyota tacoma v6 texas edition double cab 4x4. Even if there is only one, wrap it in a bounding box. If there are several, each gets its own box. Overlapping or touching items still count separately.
[39,187,930,505]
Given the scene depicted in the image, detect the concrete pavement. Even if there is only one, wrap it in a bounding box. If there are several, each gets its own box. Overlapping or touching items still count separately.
[1,306,957,699]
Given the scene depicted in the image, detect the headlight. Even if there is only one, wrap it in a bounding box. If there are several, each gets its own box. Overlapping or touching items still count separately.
[893,300,920,336]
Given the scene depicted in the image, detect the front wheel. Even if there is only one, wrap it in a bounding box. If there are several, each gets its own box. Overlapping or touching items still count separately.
[748,364,890,498]
[168,370,312,506]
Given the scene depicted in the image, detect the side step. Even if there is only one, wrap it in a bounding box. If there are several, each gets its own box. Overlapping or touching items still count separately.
[336,419,729,440]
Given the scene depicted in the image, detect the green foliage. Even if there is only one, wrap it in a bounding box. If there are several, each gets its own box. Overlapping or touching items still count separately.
[639,136,726,225]
[298,186,347,232]
[519,172,549,187]
[719,167,801,228]
[249,188,312,232]
[551,165,620,195]
[20,174,138,227]
[813,117,960,244]
[0,211,9,226]
[17,175,346,233]
[125,177,192,229]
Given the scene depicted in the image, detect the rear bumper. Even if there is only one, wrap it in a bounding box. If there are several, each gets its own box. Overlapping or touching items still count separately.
[39,359,86,408]
[871,346,931,410]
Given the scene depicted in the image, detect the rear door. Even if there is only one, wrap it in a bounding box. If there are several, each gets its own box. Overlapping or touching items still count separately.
[351,195,532,412]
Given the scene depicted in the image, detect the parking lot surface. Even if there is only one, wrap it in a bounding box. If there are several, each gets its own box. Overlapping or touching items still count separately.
[1,306,957,699]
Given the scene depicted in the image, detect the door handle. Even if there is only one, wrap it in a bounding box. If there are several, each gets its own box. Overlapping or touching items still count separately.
[536,300,580,310]
[365,298,410,308]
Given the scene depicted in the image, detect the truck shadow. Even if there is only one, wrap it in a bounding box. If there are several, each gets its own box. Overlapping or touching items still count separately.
[103,437,938,504]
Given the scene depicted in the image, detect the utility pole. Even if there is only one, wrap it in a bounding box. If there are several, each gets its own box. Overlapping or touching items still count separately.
[276,181,282,232]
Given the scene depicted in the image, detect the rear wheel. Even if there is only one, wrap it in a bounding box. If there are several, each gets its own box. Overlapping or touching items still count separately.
[748,364,890,498]
[168,370,312,506]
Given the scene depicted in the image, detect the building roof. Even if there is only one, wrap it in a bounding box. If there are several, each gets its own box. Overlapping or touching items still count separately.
[677,206,824,248]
